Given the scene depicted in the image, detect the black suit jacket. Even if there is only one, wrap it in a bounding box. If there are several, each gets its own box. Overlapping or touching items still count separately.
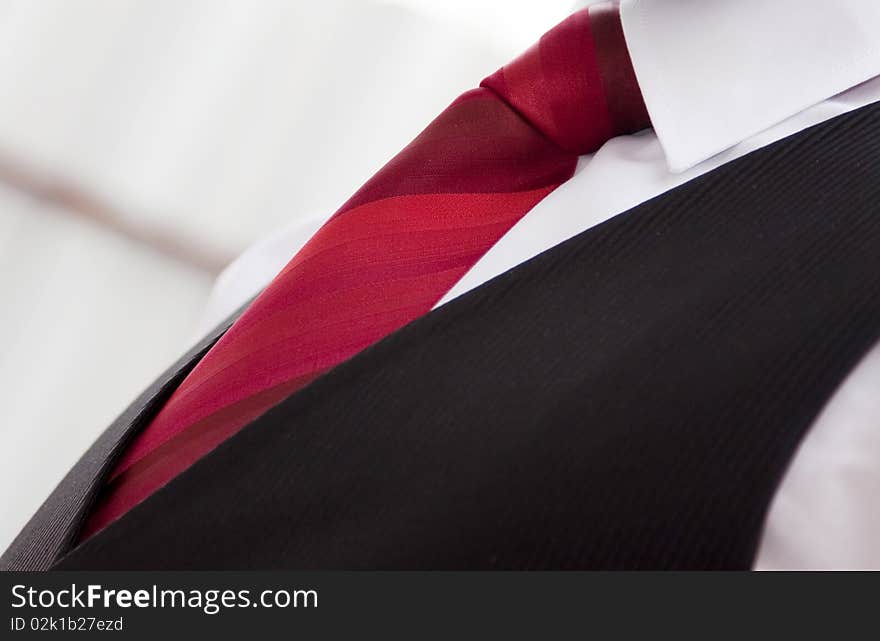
[4,100,880,570]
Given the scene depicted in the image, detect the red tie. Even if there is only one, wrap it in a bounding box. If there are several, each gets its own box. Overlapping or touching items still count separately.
[81,2,650,538]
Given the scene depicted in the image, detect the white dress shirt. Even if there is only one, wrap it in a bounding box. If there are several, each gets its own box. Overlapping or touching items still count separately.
[198,0,880,569]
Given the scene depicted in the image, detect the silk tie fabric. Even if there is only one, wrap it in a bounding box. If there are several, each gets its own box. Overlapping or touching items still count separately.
[81,2,650,538]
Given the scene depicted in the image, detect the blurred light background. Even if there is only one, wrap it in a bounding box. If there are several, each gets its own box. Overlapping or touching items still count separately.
[0,0,577,551]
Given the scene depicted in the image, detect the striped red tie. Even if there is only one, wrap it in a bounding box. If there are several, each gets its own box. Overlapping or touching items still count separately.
[82,2,650,538]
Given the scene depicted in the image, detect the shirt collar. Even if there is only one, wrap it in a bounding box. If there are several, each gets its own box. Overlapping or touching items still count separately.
[619,0,880,172]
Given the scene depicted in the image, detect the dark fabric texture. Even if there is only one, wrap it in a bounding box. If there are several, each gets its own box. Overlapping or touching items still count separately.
[7,100,880,570]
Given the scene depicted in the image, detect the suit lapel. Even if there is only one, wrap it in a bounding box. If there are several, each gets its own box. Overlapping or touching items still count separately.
[0,305,249,570]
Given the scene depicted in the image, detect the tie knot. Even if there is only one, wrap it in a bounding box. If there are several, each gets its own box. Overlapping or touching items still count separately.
[481,3,649,155]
